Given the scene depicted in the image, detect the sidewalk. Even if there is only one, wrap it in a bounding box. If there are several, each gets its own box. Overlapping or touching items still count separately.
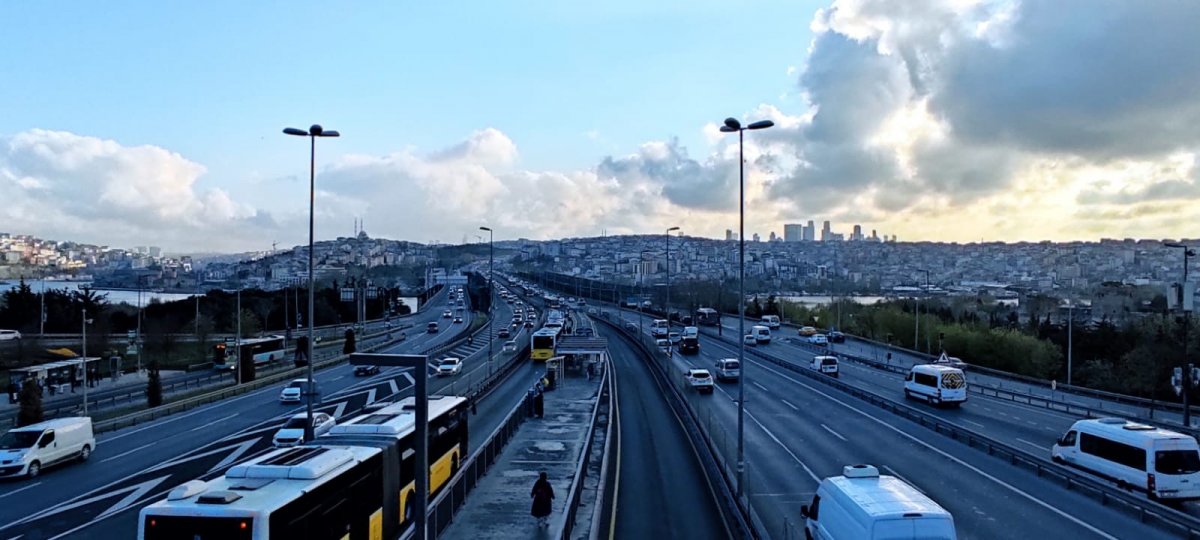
[440,372,601,539]
[0,369,189,414]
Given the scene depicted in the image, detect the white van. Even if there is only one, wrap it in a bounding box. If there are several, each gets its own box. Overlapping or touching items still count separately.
[801,464,957,540]
[751,325,772,345]
[714,358,741,382]
[760,315,781,329]
[1052,418,1200,499]
[650,319,669,338]
[904,364,967,407]
[0,417,96,478]
[811,355,839,378]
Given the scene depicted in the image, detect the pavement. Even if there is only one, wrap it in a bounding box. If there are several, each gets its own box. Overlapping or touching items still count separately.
[440,364,602,539]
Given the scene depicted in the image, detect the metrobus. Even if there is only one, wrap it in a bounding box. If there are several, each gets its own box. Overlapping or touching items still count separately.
[695,308,720,326]
[213,336,287,371]
[139,396,470,540]
[531,328,558,361]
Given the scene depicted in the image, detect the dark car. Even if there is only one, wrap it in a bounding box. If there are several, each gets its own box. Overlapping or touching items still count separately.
[828,331,846,343]
[354,364,380,377]
[498,328,511,338]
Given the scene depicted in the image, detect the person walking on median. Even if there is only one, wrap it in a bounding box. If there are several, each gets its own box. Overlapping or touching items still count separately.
[530,471,555,528]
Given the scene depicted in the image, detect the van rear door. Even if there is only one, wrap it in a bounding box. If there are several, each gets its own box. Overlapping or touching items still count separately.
[873,516,956,539]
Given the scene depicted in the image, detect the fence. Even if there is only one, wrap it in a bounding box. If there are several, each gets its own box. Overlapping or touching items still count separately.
[559,356,610,539]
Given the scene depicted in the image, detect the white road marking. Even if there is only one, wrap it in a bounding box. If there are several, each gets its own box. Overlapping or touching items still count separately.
[189,413,240,432]
[99,442,155,463]
[0,482,41,500]
[1016,438,1045,450]
[961,419,985,428]
[820,424,848,442]
[748,360,1120,540]
[781,399,799,411]
[746,411,821,483]
[753,381,769,392]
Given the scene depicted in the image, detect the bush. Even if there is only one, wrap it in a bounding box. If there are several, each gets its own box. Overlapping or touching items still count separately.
[146,361,163,407]
[17,380,43,427]
[343,329,357,354]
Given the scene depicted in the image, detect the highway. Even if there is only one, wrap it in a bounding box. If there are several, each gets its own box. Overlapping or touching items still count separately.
[601,308,1176,539]
[601,317,727,539]
[0,286,543,539]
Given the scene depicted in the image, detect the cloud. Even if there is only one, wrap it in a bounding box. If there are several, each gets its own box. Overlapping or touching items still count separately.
[0,129,273,250]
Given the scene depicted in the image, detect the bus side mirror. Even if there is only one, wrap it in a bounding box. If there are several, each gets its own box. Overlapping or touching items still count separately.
[800,505,809,518]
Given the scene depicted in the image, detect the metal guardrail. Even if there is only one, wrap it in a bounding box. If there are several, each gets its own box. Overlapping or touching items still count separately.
[590,356,620,540]
[707,330,1200,539]
[560,356,609,539]
[594,315,757,539]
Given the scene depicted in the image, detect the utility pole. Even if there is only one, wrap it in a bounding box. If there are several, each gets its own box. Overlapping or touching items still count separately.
[236,284,242,386]
[81,308,92,416]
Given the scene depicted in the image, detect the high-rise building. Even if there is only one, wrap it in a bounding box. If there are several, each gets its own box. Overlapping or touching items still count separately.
[821,221,832,241]
[804,221,815,241]
[871,229,879,242]
[852,225,863,241]
[784,223,802,242]
[752,233,761,242]
[725,229,733,241]
[769,231,777,242]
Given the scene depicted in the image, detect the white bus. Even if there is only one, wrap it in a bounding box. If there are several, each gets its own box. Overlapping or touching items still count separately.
[1052,418,1200,499]
[650,319,669,338]
[213,336,286,371]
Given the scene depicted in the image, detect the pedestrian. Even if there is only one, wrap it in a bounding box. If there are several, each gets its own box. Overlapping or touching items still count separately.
[7,382,16,404]
[530,471,554,527]
[526,386,537,417]
[534,389,544,418]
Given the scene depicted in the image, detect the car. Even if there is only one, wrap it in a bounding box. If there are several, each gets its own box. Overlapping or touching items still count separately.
[752,325,772,344]
[437,357,463,376]
[798,326,818,337]
[427,322,439,333]
[811,355,839,377]
[453,316,464,323]
[686,369,715,394]
[656,338,671,354]
[828,331,846,343]
[743,334,757,347]
[354,364,380,376]
[503,340,518,353]
[279,379,319,403]
[0,329,22,341]
[512,315,523,323]
[808,334,829,346]
[0,417,94,478]
[442,310,452,318]
[498,328,511,338]
[625,321,638,332]
[668,332,681,345]
[587,308,597,315]
[272,412,335,447]
[714,358,740,382]
[525,320,535,328]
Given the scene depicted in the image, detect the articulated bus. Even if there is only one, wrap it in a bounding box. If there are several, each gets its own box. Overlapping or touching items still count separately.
[139,396,469,540]
[531,328,558,361]
[213,336,287,371]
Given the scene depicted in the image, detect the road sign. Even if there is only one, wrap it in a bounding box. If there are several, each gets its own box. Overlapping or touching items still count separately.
[126,345,138,355]
[127,330,136,340]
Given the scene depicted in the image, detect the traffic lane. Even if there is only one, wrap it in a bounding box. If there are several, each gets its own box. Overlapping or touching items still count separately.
[603,324,727,540]
[742,357,1172,540]
[0,299,464,518]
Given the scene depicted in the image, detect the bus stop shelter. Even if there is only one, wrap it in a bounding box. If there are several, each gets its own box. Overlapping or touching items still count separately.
[8,356,101,396]
[553,336,609,378]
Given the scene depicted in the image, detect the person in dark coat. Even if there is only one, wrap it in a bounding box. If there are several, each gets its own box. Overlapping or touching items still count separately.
[530,471,554,527]
[533,388,544,418]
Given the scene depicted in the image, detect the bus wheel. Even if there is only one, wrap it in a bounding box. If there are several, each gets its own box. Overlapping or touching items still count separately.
[404,490,414,522]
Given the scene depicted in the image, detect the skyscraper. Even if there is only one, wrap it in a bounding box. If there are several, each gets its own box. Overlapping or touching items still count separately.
[852,224,863,241]
[752,233,761,242]
[784,223,803,242]
[804,220,815,241]
[725,229,733,241]
[821,221,832,241]
[769,231,777,242]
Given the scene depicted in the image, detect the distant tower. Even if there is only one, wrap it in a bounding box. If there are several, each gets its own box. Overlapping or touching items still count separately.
[725,229,734,241]
[784,224,802,242]
[821,221,832,242]
[769,231,777,242]
[852,224,863,241]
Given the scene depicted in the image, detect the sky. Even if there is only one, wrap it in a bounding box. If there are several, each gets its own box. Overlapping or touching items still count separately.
[3,0,1200,252]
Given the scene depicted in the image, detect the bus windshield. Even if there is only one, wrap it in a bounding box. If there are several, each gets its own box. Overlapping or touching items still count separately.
[533,335,554,348]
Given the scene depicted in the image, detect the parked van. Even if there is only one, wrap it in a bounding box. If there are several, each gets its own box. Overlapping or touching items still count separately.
[714,358,741,382]
[904,364,967,407]
[751,325,772,345]
[0,417,95,478]
[760,315,781,329]
[811,355,839,378]
[801,464,957,540]
[1052,418,1200,499]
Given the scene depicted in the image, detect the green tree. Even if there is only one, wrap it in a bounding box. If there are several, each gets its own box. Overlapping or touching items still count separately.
[17,380,43,427]
[146,360,163,407]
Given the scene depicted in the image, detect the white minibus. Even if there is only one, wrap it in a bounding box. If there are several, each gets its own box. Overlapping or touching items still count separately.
[903,364,967,407]
[1052,417,1200,499]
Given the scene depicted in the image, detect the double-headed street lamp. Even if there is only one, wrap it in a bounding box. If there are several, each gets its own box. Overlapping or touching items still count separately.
[1166,242,1196,426]
[719,116,774,499]
[665,226,680,359]
[480,226,494,377]
[284,124,340,442]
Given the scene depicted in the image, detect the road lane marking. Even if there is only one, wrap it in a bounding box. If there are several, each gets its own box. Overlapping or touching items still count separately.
[752,381,769,392]
[99,442,155,464]
[961,419,985,428]
[745,410,820,483]
[747,360,1120,540]
[781,399,799,411]
[1016,438,1045,450]
[0,482,41,500]
[189,413,240,432]
[820,424,848,442]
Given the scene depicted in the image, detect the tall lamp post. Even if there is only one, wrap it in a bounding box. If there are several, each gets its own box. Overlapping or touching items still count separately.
[665,226,680,359]
[81,308,93,415]
[480,226,494,377]
[1167,242,1196,426]
[719,116,774,499]
[918,269,930,354]
[284,124,340,441]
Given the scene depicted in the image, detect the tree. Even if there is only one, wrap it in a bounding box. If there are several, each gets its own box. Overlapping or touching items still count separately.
[17,380,43,427]
[343,328,357,355]
[146,360,163,407]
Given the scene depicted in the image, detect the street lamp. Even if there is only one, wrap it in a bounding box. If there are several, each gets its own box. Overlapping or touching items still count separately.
[719,116,774,499]
[480,226,494,377]
[915,269,930,354]
[666,226,680,359]
[81,308,93,416]
[1166,242,1196,426]
[284,124,340,441]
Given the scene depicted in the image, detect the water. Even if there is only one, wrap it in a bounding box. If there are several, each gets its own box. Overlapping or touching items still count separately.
[0,281,419,311]
[778,295,889,306]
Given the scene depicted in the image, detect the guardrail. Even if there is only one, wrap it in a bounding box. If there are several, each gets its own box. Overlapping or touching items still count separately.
[593,315,758,539]
[707,329,1200,539]
[590,354,620,540]
[560,355,609,539]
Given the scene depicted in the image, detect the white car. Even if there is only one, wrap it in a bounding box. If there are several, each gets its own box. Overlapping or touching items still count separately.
[503,340,518,353]
[437,357,463,377]
[443,310,453,318]
[668,332,681,345]
[0,330,21,341]
[743,334,757,347]
[656,338,671,354]
[808,334,829,346]
[279,379,319,403]
[273,412,335,447]
[686,369,714,394]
